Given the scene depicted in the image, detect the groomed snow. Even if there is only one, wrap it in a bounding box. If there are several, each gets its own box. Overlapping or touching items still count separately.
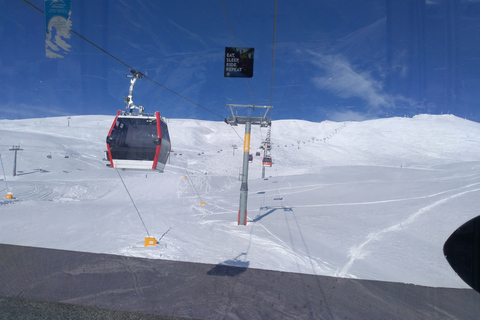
[1,114,479,289]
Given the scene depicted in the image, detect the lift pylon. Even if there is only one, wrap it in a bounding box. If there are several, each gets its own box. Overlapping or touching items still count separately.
[227,104,272,226]
[9,145,23,177]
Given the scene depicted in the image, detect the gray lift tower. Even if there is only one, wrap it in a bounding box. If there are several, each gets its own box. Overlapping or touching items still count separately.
[227,104,272,225]
[9,145,23,177]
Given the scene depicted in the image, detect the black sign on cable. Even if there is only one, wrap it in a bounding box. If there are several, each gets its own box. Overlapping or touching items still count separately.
[224,47,254,78]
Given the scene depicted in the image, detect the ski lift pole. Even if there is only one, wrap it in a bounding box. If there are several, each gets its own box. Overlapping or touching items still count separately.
[227,104,272,226]
[238,120,251,225]
[9,146,23,177]
[0,154,9,191]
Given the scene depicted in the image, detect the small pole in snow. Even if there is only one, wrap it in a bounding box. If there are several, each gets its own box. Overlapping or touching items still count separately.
[0,154,9,191]
[9,146,23,177]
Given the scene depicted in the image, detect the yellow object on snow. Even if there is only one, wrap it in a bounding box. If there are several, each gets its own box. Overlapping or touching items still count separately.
[144,237,157,247]
[6,192,12,199]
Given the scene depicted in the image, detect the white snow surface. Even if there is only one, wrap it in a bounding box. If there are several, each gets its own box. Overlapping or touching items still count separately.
[1,114,480,289]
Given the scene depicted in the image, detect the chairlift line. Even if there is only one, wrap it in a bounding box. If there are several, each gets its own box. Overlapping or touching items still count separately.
[270,0,278,108]
[23,0,275,176]
[220,0,256,105]
[21,0,227,123]
[115,168,151,237]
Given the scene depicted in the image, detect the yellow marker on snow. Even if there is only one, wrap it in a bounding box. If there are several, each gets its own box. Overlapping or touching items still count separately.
[6,192,12,199]
[144,237,157,247]
[200,202,206,206]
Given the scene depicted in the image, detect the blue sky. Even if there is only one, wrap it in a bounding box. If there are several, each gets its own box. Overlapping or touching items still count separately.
[2,0,480,122]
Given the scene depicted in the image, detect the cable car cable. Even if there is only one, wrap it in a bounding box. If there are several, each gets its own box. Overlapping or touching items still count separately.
[220,0,256,105]
[23,0,244,144]
[220,0,237,47]
[115,169,151,237]
[231,126,244,142]
[220,0,264,143]
[270,0,278,108]
[142,76,227,121]
[184,169,204,204]
[21,0,228,123]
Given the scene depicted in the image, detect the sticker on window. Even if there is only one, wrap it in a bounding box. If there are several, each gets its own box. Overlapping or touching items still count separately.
[45,0,72,58]
[224,47,254,78]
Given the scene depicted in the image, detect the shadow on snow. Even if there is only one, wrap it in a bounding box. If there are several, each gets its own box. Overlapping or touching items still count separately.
[207,253,249,277]
[253,206,293,222]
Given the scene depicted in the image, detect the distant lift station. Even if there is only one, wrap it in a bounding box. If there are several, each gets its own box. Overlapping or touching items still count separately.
[227,104,272,225]
[106,71,171,171]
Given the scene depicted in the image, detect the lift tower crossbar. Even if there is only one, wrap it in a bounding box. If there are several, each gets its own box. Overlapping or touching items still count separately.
[227,104,273,225]
[227,104,272,127]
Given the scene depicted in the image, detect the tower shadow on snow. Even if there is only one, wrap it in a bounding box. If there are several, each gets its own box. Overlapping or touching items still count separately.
[16,168,50,176]
[207,253,249,277]
[253,206,293,222]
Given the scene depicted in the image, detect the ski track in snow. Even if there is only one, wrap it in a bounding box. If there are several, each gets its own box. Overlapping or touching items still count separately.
[338,185,480,278]
[280,181,480,209]
[256,177,323,275]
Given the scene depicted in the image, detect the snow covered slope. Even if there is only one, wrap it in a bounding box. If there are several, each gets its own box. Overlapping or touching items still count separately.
[0,114,479,289]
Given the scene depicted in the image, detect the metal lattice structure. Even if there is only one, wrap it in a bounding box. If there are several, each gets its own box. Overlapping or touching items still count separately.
[227,104,272,127]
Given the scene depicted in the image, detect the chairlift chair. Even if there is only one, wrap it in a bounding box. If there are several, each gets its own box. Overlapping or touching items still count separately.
[262,156,272,167]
